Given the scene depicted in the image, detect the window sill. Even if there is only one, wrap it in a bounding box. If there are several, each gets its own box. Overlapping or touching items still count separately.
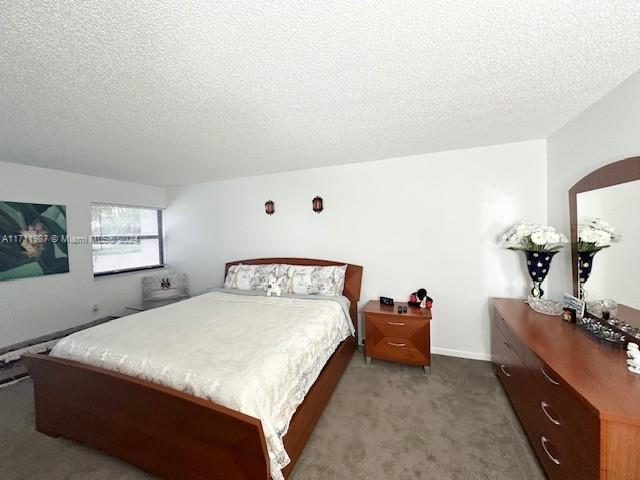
[93,265,167,279]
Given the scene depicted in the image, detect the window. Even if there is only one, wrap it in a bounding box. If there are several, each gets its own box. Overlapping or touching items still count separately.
[91,204,164,276]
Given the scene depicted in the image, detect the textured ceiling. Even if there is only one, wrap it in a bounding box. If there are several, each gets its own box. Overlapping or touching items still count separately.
[2,1,640,186]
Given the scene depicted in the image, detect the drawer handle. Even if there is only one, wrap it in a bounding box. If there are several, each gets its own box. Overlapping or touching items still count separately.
[387,321,406,326]
[500,364,511,377]
[388,341,406,347]
[540,401,561,426]
[541,366,560,386]
[503,341,512,351]
[540,436,561,465]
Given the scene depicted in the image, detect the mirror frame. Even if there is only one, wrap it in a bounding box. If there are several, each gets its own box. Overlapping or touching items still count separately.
[569,156,640,297]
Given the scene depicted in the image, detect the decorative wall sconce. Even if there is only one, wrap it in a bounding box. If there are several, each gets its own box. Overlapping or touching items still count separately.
[265,200,275,215]
[312,196,324,213]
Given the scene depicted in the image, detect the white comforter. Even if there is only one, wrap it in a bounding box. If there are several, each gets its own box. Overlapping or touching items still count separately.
[51,291,353,480]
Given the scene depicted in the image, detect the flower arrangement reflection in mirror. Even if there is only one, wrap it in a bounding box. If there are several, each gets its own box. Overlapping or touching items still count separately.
[577,218,622,300]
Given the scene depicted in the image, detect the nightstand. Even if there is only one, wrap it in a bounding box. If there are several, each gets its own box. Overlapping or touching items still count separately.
[363,300,432,374]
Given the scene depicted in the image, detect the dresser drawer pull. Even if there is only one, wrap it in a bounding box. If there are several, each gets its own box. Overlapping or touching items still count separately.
[500,364,511,377]
[388,341,407,347]
[540,436,561,465]
[503,341,512,352]
[541,366,561,386]
[540,401,561,426]
[387,321,406,326]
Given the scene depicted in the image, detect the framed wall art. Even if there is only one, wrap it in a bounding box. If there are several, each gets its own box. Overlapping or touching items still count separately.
[0,201,70,281]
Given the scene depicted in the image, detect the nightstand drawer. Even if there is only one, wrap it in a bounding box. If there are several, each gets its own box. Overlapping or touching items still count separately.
[367,336,428,364]
[365,313,424,339]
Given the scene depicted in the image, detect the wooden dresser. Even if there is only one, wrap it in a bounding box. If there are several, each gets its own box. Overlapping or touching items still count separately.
[363,301,432,374]
[492,298,640,480]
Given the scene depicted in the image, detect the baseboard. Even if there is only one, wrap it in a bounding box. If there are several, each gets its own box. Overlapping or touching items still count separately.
[431,347,491,362]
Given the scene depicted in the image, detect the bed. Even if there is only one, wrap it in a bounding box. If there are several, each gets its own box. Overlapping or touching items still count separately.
[23,258,363,480]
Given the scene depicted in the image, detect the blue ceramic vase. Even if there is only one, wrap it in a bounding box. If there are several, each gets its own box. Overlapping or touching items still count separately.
[524,250,557,298]
[578,250,596,299]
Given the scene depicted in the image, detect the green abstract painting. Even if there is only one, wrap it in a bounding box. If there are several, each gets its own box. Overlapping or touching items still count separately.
[0,202,69,281]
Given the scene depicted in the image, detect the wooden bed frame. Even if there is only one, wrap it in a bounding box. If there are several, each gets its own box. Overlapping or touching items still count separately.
[23,258,363,480]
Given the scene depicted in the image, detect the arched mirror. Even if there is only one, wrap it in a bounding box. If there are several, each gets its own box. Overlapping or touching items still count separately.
[569,156,640,325]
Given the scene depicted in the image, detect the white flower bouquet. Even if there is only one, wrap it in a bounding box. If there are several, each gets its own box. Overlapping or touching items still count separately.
[500,222,568,298]
[578,218,622,253]
[501,222,568,253]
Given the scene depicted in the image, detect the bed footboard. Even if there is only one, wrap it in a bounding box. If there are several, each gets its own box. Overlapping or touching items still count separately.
[22,353,270,480]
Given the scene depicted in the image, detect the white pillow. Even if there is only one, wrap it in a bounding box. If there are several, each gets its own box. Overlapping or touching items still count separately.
[224,264,240,288]
[233,264,277,291]
[148,288,182,300]
[333,265,348,296]
[287,265,345,296]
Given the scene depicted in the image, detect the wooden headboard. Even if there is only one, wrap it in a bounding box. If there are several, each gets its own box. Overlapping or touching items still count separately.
[224,258,363,336]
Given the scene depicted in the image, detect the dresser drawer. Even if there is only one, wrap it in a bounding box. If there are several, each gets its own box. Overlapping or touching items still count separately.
[528,393,598,480]
[529,425,568,480]
[525,349,596,425]
[496,356,528,411]
[526,355,574,428]
[526,386,599,479]
[491,323,519,367]
[493,323,530,415]
[491,329,505,366]
[492,314,524,361]
[517,379,568,479]
[524,348,600,479]
[366,336,428,364]
[526,349,568,398]
[496,346,572,479]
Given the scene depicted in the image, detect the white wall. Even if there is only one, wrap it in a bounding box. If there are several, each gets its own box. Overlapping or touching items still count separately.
[547,69,640,299]
[0,161,167,348]
[167,140,547,360]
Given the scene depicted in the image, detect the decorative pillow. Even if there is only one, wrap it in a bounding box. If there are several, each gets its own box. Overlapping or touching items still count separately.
[287,265,345,296]
[273,264,292,280]
[224,264,240,288]
[333,265,348,296]
[233,264,277,291]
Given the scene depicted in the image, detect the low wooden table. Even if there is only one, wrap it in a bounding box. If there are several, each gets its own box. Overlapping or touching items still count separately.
[363,300,432,374]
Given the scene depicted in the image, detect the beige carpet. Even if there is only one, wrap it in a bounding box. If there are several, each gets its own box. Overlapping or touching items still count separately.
[0,354,544,480]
